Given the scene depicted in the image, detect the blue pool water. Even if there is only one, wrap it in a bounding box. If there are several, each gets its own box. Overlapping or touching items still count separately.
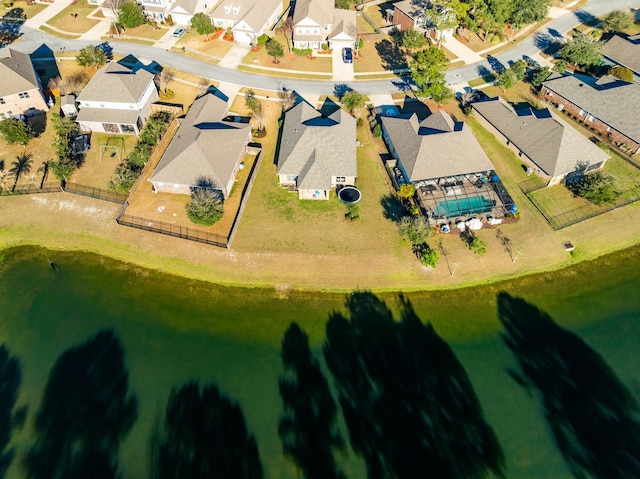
[433,195,494,217]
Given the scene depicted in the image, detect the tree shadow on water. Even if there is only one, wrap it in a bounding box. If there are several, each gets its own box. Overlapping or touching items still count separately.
[155,381,263,479]
[497,293,640,479]
[323,292,505,479]
[0,345,21,479]
[25,330,137,479]
[278,323,345,479]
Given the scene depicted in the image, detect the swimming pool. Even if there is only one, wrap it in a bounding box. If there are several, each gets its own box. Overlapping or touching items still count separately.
[433,195,494,217]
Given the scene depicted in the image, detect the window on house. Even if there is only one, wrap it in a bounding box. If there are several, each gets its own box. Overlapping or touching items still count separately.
[224,5,230,13]
[323,24,330,30]
[336,177,345,182]
[103,123,120,133]
[579,109,585,116]
[0,98,4,104]
[120,124,135,133]
[607,126,611,132]
[588,115,595,122]
[18,92,30,99]
[286,175,296,182]
[233,6,239,14]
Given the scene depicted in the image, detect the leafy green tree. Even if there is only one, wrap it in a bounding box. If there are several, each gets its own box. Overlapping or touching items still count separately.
[462,230,487,255]
[402,28,427,54]
[118,0,145,28]
[420,246,439,267]
[559,32,603,69]
[245,89,260,112]
[507,0,551,25]
[609,65,634,82]
[510,59,526,81]
[495,68,516,91]
[185,187,224,225]
[0,119,34,146]
[601,9,634,32]
[398,215,432,245]
[567,171,619,206]
[76,45,107,70]
[9,152,33,189]
[266,38,284,63]
[410,46,449,97]
[335,0,353,9]
[191,12,214,40]
[50,158,77,181]
[553,59,567,74]
[341,90,367,117]
[108,162,138,193]
[531,66,552,87]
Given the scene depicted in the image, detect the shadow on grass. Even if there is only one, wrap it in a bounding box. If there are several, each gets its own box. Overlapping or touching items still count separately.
[156,381,263,479]
[25,330,137,479]
[279,323,345,479]
[498,293,640,479]
[375,39,408,72]
[0,345,21,479]
[323,292,505,479]
[380,193,403,222]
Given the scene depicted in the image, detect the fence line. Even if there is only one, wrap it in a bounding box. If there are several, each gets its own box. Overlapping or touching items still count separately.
[520,181,640,230]
[63,182,128,204]
[116,213,228,248]
[0,183,62,196]
[358,10,381,33]
[227,150,262,248]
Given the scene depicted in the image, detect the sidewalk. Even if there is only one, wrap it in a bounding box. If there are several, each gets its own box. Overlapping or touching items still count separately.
[23,0,71,30]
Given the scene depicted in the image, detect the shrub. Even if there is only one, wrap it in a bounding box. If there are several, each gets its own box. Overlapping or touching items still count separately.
[185,188,224,225]
[398,215,432,245]
[0,118,34,145]
[344,203,360,222]
[257,34,269,45]
[293,47,312,57]
[462,230,487,255]
[372,123,381,136]
[109,162,139,193]
[420,246,439,268]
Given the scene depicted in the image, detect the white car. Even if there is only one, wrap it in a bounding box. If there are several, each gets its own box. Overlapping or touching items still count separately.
[173,27,185,38]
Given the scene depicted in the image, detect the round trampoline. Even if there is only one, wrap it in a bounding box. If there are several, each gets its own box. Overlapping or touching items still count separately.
[338,186,362,204]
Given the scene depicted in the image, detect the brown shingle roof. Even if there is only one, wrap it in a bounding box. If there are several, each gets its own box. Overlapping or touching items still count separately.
[77,61,155,104]
[277,99,356,190]
[542,73,640,144]
[472,97,609,178]
[381,110,494,181]
[601,34,640,75]
[149,91,250,191]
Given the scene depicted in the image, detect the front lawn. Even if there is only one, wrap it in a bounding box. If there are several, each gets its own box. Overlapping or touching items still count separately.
[241,34,332,73]
[118,24,168,41]
[45,0,100,34]
[175,31,235,59]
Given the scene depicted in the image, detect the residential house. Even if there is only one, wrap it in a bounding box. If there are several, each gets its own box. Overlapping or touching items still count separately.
[601,34,640,82]
[542,73,640,155]
[277,99,356,200]
[292,0,356,52]
[149,88,252,197]
[380,110,514,220]
[166,0,209,25]
[388,0,455,42]
[76,60,159,135]
[210,0,284,45]
[472,97,610,185]
[0,48,48,120]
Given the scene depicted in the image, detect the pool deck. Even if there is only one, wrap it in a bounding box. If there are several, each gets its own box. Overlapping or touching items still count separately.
[416,179,514,224]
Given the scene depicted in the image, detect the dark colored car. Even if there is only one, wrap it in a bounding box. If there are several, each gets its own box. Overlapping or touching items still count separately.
[342,47,353,64]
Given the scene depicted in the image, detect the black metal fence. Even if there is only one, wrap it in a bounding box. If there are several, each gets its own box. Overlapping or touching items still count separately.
[116,210,228,248]
[62,182,128,204]
[520,180,640,230]
[0,183,62,196]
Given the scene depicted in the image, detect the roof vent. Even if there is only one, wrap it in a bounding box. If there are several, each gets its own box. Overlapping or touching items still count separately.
[578,83,583,87]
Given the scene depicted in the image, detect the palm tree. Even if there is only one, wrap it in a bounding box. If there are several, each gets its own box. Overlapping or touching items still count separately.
[9,152,33,191]
[0,169,15,194]
[38,159,53,187]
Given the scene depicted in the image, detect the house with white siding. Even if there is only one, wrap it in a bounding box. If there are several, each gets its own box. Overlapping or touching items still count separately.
[210,0,284,45]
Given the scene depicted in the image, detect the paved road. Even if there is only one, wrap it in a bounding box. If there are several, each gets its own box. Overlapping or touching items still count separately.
[11,0,640,96]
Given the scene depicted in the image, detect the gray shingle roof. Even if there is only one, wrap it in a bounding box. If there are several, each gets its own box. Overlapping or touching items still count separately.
[381,110,494,181]
[543,73,640,143]
[0,49,40,98]
[76,61,155,104]
[277,99,356,190]
[329,8,356,41]
[149,91,250,191]
[472,97,609,178]
[601,34,640,75]
[212,0,282,32]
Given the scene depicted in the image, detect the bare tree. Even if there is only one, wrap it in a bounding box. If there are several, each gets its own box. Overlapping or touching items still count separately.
[496,228,522,262]
[0,170,15,193]
[101,0,124,16]
[278,88,296,111]
[158,67,176,95]
[283,16,293,53]
[49,71,89,95]
[251,107,266,132]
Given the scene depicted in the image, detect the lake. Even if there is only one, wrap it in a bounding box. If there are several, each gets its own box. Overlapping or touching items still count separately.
[0,245,638,478]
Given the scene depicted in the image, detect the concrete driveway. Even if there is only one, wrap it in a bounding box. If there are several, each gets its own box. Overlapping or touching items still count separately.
[332,46,354,82]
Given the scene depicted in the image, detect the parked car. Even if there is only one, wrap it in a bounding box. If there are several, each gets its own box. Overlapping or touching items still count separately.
[522,55,540,69]
[342,47,353,64]
[173,27,185,38]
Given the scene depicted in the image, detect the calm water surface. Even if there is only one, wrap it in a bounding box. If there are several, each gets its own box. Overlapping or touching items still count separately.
[1,245,639,478]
